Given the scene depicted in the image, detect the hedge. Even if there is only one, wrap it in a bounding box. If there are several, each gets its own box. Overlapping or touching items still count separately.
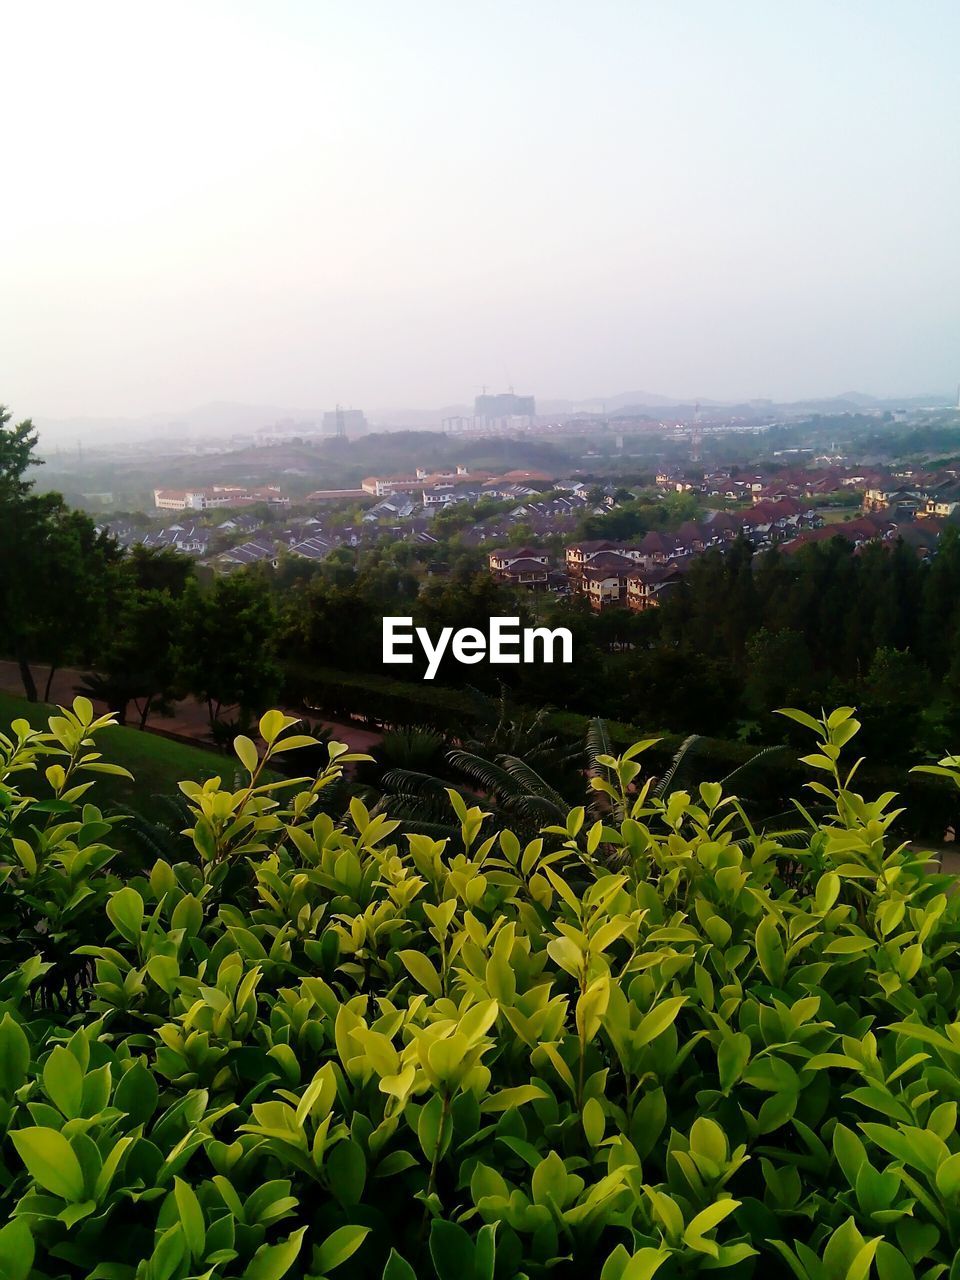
[2,700,960,1276]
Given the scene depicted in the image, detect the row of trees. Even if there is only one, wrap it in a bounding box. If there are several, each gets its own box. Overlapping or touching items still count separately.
[0,410,280,732]
[270,527,960,762]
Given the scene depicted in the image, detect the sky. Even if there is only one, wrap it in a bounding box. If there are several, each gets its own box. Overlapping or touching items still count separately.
[2,0,958,422]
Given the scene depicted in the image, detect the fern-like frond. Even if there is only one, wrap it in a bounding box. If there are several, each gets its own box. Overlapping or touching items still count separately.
[720,745,789,788]
[446,750,529,803]
[654,735,702,799]
[495,755,569,819]
[586,717,614,771]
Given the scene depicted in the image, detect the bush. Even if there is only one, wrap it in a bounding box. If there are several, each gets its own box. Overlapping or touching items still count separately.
[2,700,960,1277]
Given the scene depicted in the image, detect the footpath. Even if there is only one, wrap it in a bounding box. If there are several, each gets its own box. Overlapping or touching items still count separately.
[0,661,383,756]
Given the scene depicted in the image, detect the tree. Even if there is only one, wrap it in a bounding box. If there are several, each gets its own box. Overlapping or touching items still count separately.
[124,544,194,596]
[0,410,43,500]
[175,572,281,731]
[743,627,814,718]
[79,586,183,728]
[856,646,930,764]
[0,407,116,700]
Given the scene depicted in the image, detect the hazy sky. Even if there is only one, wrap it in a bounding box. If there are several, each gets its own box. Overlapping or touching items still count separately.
[3,0,958,421]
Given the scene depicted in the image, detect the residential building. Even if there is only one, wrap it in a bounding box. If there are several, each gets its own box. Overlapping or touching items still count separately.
[154,485,288,511]
[565,540,620,576]
[488,547,550,574]
[217,541,278,569]
[626,566,684,612]
[287,536,335,561]
[580,565,632,610]
[923,480,960,518]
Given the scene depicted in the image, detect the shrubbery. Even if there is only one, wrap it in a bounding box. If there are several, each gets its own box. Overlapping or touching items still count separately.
[1,700,960,1277]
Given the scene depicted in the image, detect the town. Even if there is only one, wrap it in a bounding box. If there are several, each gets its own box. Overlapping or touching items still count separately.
[89,446,960,612]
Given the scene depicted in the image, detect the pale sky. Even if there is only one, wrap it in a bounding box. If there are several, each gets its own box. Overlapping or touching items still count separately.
[2,0,958,421]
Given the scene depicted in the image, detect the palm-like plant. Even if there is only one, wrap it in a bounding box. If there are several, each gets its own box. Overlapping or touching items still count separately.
[380,714,620,839]
[379,716,804,848]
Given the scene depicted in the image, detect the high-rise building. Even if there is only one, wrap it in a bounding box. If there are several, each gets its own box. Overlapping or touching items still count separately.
[322,407,369,437]
[474,392,536,423]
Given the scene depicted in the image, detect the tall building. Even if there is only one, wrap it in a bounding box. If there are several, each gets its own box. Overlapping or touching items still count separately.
[322,407,369,437]
[474,392,536,424]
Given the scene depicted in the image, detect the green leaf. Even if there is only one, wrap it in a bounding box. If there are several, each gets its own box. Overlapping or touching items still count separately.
[259,710,292,745]
[82,762,134,779]
[583,1096,605,1146]
[815,872,841,914]
[635,996,686,1046]
[600,1246,632,1280]
[775,707,824,733]
[244,1226,307,1280]
[825,936,875,955]
[269,734,320,753]
[874,1242,916,1280]
[0,1218,35,1280]
[114,1062,159,1125]
[234,734,260,774]
[382,1250,418,1280]
[833,1123,868,1189]
[755,916,786,985]
[146,954,180,995]
[935,1151,960,1198]
[11,839,36,875]
[326,1140,366,1206]
[312,1225,371,1273]
[106,886,144,943]
[717,1032,751,1092]
[11,1127,86,1201]
[43,1045,85,1118]
[174,1177,206,1260]
[622,1247,671,1280]
[417,1093,446,1162]
[0,1014,30,1095]
[430,1220,474,1280]
[684,1198,740,1247]
[397,950,442,997]
[481,1085,547,1113]
[474,1223,497,1280]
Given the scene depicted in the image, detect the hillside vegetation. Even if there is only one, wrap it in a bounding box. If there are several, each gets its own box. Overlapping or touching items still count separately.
[1,699,960,1278]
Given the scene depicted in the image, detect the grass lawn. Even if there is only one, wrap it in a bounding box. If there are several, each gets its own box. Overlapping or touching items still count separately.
[813,507,861,525]
[0,690,237,818]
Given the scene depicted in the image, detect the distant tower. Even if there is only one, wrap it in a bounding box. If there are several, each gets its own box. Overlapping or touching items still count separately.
[690,402,703,463]
[335,404,345,439]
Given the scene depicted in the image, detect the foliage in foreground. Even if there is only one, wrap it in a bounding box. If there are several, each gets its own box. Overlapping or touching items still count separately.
[1,702,960,1278]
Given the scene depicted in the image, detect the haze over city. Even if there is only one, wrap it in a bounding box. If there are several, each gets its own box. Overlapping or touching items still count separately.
[3,0,958,425]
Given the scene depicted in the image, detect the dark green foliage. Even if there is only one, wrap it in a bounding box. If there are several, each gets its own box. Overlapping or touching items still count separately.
[175,575,282,730]
[0,408,121,703]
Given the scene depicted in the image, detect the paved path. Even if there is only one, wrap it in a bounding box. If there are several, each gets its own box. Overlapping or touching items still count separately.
[0,661,383,756]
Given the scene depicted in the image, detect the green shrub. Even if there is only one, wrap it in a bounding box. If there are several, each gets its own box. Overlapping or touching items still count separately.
[1,699,960,1277]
